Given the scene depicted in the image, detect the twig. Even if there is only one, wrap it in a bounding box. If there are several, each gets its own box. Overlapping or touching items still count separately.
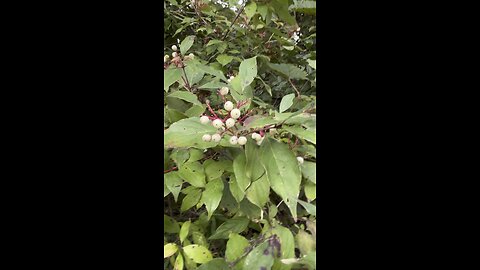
[222,4,246,41]
[289,79,301,97]
[164,166,178,174]
[181,65,191,91]
[205,100,219,118]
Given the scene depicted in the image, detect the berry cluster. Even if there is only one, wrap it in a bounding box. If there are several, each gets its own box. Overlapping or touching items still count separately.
[164,45,194,69]
[199,88,265,146]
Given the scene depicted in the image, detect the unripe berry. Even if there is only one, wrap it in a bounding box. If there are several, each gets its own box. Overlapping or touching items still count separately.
[230,108,241,119]
[202,134,212,142]
[172,52,178,58]
[229,136,238,145]
[164,55,169,63]
[211,133,221,142]
[252,132,261,141]
[237,136,247,145]
[212,119,224,129]
[225,118,235,128]
[200,116,210,124]
[297,157,304,164]
[188,53,194,59]
[172,45,178,51]
[224,101,234,111]
[220,87,229,96]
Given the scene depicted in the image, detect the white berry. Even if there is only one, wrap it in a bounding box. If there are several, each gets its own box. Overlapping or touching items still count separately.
[256,137,264,145]
[237,136,247,145]
[269,128,277,135]
[297,157,304,164]
[230,76,235,81]
[172,45,178,51]
[202,134,212,142]
[200,116,210,124]
[229,136,238,145]
[211,134,221,142]
[252,133,261,141]
[230,108,241,119]
[172,52,178,58]
[220,87,229,96]
[225,118,235,128]
[212,119,224,129]
[224,101,234,111]
[188,53,194,59]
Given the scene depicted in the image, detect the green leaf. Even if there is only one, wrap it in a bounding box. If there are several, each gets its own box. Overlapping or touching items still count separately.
[295,230,316,256]
[260,138,302,221]
[245,2,257,20]
[178,161,206,188]
[272,0,296,25]
[164,243,178,258]
[307,59,316,69]
[270,225,295,270]
[164,215,180,233]
[298,200,316,216]
[304,182,316,202]
[165,171,183,202]
[225,233,250,263]
[216,54,234,66]
[180,35,195,54]
[300,161,316,184]
[229,175,245,203]
[168,91,202,106]
[279,93,295,113]
[282,125,316,144]
[183,245,213,264]
[174,253,184,270]
[238,57,257,92]
[164,68,183,91]
[196,258,229,270]
[201,178,224,219]
[198,80,228,89]
[268,63,307,80]
[244,240,275,269]
[181,188,202,212]
[184,104,206,117]
[245,173,270,209]
[164,117,219,149]
[204,160,231,181]
[289,1,316,15]
[209,216,250,240]
[233,151,251,192]
[180,220,191,244]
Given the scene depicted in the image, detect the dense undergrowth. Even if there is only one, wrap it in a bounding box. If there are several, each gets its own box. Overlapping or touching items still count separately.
[164,0,316,269]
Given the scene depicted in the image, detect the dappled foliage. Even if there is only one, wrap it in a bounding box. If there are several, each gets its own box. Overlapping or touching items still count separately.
[164,0,316,269]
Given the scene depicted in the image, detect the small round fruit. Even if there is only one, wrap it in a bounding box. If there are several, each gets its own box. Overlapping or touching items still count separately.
[269,128,277,135]
[212,119,224,129]
[164,55,169,63]
[172,52,178,58]
[224,101,234,111]
[200,116,210,124]
[256,137,264,145]
[202,134,212,142]
[172,45,178,51]
[188,53,194,59]
[230,75,235,81]
[211,134,221,142]
[297,157,304,164]
[220,87,229,95]
[229,136,238,145]
[230,108,241,119]
[251,133,261,141]
[225,118,235,128]
[237,136,247,145]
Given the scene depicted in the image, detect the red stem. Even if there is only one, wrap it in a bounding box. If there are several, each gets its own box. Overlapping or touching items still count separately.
[164,166,178,174]
[205,100,219,118]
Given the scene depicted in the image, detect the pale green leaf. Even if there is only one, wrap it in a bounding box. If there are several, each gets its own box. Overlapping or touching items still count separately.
[183,245,213,264]
[279,93,295,113]
[201,178,224,219]
[180,35,195,54]
[164,243,178,258]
